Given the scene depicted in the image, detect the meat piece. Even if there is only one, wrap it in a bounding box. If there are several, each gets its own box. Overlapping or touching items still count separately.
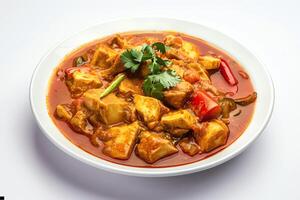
[66,70,102,97]
[69,110,93,135]
[168,63,186,78]
[199,56,221,70]
[136,131,178,163]
[179,137,200,156]
[164,35,183,48]
[181,41,200,60]
[109,34,130,49]
[163,81,193,109]
[55,104,74,121]
[96,55,125,79]
[83,89,136,125]
[119,78,143,95]
[90,45,118,69]
[161,109,197,137]
[164,35,199,60]
[186,62,210,83]
[98,121,141,160]
[193,120,229,152]
[133,95,169,129]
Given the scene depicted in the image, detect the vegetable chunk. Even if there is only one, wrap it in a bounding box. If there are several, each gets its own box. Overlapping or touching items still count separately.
[163,81,193,109]
[161,109,197,137]
[83,89,136,125]
[136,131,178,163]
[98,121,141,160]
[193,120,229,152]
[133,95,169,129]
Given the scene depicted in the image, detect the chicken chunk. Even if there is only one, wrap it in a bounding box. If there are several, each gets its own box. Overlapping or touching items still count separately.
[136,131,178,163]
[168,62,186,78]
[186,62,210,83]
[83,89,136,125]
[163,81,193,109]
[69,110,93,135]
[55,104,74,121]
[98,121,141,160]
[96,55,125,79]
[199,56,221,70]
[66,70,102,97]
[161,109,197,137]
[179,137,200,156]
[181,41,200,60]
[164,35,183,48]
[91,45,118,69]
[193,120,229,152]
[119,78,143,95]
[133,95,169,129]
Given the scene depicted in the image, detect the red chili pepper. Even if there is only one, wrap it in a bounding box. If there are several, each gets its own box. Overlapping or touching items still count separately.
[191,90,221,121]
[220,58,238,86]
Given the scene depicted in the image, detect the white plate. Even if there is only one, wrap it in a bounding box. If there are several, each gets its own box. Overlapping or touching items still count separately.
[30,18,274,177]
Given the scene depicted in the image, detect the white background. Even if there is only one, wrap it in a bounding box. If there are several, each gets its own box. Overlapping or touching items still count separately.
[1,0,299,199]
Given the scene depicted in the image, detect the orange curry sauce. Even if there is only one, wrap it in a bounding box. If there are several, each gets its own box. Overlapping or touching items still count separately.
[47,32,255,168]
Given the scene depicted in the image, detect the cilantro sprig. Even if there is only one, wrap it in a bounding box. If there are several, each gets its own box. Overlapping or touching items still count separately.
[120,42,181,99]
[143,70,181,99]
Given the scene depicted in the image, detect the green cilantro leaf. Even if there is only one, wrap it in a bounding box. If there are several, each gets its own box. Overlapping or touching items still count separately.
[152,42,170,54]
[156,57,172,67]
[121,49,141,73]
[143,78,164,100]
[143,70,181,99]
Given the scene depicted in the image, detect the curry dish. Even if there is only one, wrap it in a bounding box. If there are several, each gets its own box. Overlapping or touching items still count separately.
[47,32,256,167]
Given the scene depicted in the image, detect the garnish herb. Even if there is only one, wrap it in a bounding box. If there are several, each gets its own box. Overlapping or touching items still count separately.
[100,74,125,99]
[143,70,181,100]
[120,42,181,99]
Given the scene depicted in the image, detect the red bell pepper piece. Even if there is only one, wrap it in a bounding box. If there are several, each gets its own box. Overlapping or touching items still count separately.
[191,90,221,121]
[220,58,238,86]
